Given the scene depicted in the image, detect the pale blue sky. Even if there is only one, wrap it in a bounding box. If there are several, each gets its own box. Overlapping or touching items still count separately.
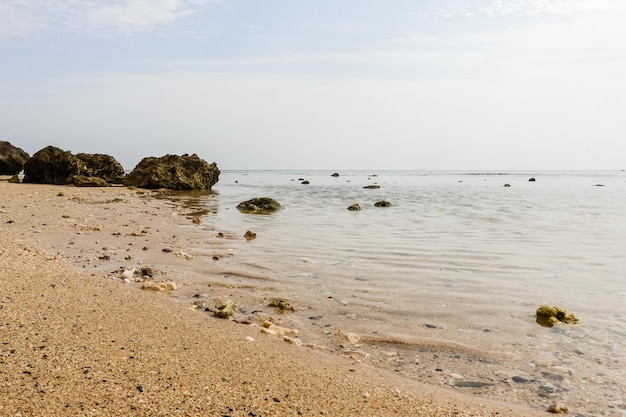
[1,0,625,170]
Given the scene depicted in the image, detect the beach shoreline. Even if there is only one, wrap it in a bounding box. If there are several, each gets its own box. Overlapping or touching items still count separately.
[1,179,550,416]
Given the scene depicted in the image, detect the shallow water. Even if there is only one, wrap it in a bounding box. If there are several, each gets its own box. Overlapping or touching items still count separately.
[167,170,626,415]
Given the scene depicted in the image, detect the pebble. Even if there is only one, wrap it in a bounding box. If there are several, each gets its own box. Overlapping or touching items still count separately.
[547,401,568,414]
[512,376,529,383]
[244,336,254,342]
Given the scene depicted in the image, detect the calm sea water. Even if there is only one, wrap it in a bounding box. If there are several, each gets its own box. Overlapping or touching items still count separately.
[170,170,626,415]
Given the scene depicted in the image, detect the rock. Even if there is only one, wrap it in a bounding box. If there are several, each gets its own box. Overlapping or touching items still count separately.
[8,174,20,183]
[76,153,125,184]
[336,330,360,345]
[244,230,257,240]
[363,185,380,189]
[268,298,295,312]
[261,321,298,337]
[236,197,282,214]
[504,184,511,187]
[547,401,568,414]
[331,172,340,177]
[124,154,220,190]
[374,200,391,207]
[23,146,89,185]
[213,298,236,318]
[301,180,310,185]
[536,305,579,327]
[141,280,177,292]
[512,376,529,383]
[141,267,154,277]
[72,175,110,187]
[347,203,361,211]
[0,140,30,175]
[529,177,536,182]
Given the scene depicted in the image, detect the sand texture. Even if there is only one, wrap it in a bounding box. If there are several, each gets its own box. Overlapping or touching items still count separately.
[0,181,546,416]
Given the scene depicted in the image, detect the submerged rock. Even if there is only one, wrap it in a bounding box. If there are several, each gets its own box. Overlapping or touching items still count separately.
[0,140,30,175]
[236,197,282,214]
[244,230,257,240]
[536,305,579,327]
[124,154,220,190]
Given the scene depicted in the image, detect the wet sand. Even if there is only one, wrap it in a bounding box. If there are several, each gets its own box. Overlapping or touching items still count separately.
[0,179,547,416]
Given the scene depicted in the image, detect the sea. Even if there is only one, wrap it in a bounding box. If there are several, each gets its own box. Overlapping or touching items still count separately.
[164,170,626,416]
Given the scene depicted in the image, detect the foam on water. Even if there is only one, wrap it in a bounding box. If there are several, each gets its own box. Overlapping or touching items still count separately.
[166,170,626,415]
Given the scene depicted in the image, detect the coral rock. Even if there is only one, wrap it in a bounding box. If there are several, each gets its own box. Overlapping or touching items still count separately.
[213,298,236,319]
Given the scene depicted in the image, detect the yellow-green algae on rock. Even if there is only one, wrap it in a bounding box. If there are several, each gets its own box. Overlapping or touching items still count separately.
[536,305,579,327]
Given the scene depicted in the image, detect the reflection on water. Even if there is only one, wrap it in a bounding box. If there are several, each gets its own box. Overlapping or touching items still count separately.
[166,170,626,416]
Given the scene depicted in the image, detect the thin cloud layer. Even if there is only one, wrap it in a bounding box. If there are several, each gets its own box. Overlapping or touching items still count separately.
[483,0,626,16]
[0,0,222,39]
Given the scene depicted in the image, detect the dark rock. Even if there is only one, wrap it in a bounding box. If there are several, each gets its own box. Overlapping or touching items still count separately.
[73,175,110,187]
[512,376,529,383]
[23,146,88,185]
[301,180,310,184]
[76,153,125,184]
[374,200,391,207]
[504,184,511,187]
[0,141,30,175]
[141,268,154,277]
[529,177,536,182]
[454,381,494,388]
[244,230,257,240]
[331,172,340,177]
[124,154,220,190]
[8,174,20,183]
[347,203,361,211]
[363,185,380,189]
[236,197,282,214]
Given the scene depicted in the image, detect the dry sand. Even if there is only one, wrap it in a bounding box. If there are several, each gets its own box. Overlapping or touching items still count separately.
[0,180,548,416]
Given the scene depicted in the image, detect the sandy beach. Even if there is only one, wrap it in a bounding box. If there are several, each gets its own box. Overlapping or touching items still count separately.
[0,179,549,416]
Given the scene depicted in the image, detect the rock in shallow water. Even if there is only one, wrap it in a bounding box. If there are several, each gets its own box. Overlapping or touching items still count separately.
[236,197,282,214]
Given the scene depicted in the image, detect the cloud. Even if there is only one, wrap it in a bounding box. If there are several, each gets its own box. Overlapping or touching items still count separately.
[482,0,626,16]
[0,0,223,39]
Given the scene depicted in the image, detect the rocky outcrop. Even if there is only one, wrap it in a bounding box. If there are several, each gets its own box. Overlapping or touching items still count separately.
[124,154,219,190]
[0,141,30,175]
[23,146,88,185]
[76,153,125,184]
[236,197,282,214]
[72,175,110,187]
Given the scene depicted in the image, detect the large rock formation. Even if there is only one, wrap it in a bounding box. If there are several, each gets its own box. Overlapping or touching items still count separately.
[76,153,125,184]
[0,141,30,175]
[124,154,219,190]
[23,146,88,185]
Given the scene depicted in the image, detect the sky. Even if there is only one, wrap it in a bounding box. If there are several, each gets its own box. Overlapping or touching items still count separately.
[1,0,625,170]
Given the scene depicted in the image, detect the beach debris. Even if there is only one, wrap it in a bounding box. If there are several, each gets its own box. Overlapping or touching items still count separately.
[536,305,579,327]
[547,401,568,414]
[260,321,298,337]
[121,268,135,280]
[213,297,236,319]
[236,197,282,214]
[347,203,361,211]
[363,185,380,189]
[141,280,177,292]
[283,336,302,346]
[336,330,360,345]
[454,381,495,388]
[175,250,194,260]
[268,298,295,312]
[374,200,391,207]
[244,230,256,241]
